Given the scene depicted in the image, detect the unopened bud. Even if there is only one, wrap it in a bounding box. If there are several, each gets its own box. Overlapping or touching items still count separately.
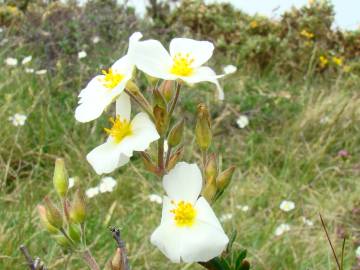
[110,248,124,270]
[37,205,58,234]
[195,104,212,151]
[216,166,236,190]
[159,80,173,102]
[166,147,184,171]
[125,80,140,94]
[69,189,86,224]
[153,88,167,109]
[153,105,168,135]
[44,197,63,229]
[68,223,81,244]
[202,182,217,203]
[167,119,184,147]
[53,158,68,198]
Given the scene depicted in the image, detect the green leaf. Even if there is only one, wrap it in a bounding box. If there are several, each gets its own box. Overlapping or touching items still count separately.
[235,250,247,270]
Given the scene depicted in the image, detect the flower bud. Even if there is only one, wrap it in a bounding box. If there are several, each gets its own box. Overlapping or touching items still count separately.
[69,189,86,224]
[167,119,184,148]
[125,80,140,94]
[205,153,218,184]
[216,166,236,190]
[159,80,173,102]
[195,104,212,151]
[68,223,82,244]
[53,158,68,198]
[166,146,184,171]
[44,197,63,229]
[53,234,71,249]
[153,88,167,109]
[37,205,58,234]
[153,105,168,135]
[110,248,124,270]
[202,182,217,203]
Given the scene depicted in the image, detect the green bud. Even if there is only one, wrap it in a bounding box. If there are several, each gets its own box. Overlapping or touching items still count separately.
[159,80,173,102]
[44,197,63,229]
[205,153,218,184]
[37,205,58,234]
[53,158,68,198]
[202,182,218,203]
[153,88,167,109]
[166,146,184,171]
[216,166,236,190]
[68,223,81,244]
[69,189,86,224]
[125,80,140,94]
[53,234,71,249]
[153,105,168,135]
[195,104,212,151]
[167,119,184,148]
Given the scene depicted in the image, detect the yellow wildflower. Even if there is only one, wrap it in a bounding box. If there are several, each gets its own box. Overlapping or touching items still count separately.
[319,56,328,68]
[332,56,343,66]
[300,30,314,39]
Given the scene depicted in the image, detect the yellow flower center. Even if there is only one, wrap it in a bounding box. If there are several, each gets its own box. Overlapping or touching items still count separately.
[332,56,343,66]
[300,30,314,39]
[170,200,197,227]
[170,53,194,77]
[101,68,124,89]
[104,116,132,143]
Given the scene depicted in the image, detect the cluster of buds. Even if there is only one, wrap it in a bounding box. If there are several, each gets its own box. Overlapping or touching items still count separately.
[37,158,86,251]
[195,104,235,204]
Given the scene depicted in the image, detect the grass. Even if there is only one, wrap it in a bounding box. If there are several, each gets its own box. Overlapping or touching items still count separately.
[1,9,360,270]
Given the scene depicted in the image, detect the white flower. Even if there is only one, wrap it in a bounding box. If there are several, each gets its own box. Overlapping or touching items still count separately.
[129,37,225,100]
[99,176,117,193]
[301,217,314,226]
[236,205,249,212]
[92,36,100,44]
[85,187,100,198]
[320,116,330,124]
[21,56,32,65]
[78,50,87,59]
[236,115,249,129]
[25,68,34,73]
[279,200,295,212]
[8,113,27,126]
[5,57,17,66]
[75,32,142,123]
[35,69,47,75]
[223,65,237,75]
[356,246,360,259]
[68,177,75,189]
[151,162,229,263]
[274,223,291,236]
[220,213,233,222]
[149,194,163,204]
[87,94,159,174]
[0,27,3,33]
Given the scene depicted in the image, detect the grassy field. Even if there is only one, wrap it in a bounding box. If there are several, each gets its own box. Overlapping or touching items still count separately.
[1,1,360,270]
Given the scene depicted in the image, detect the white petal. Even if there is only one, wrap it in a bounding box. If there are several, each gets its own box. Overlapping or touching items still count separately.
[179,221,229,263]
[115,93,131,121]
[151,222,183,263]
[128,32,143,49]
[111,54,134,78]
[126,112,160,152]
[163,162,202,203]
[86,141,130,175]
[195,197,224,230]
[129,39,175,80]
[181,66,225,100]
[169,38,214,67]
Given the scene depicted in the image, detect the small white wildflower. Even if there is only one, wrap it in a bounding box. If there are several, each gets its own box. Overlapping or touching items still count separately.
[25,68,34,73]
[274,223,291,236]
[8,113,27,126]
[220,213,233,222]
[236,115,249,129]
[92,36,100,44]
[148,194,162,204]
[320,116,330,124]
[5,57,17,66]
[0,27,3,33]
[280,200,295,212]
[356,246,360,259]
[99,176,117,193]
[78,50,87,59]
[35,69,47,75]
[236,205,249,212]
[85,187,100,198]
[223,64,237,75]
[301,216,314,226]
[68,177,75,189]
[21,56,32,65]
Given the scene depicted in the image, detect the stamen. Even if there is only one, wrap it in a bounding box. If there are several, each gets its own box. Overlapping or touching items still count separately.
[170,53,194,77]
[104,116,132,143]
[170,200,196,227]
[100,68,124,89]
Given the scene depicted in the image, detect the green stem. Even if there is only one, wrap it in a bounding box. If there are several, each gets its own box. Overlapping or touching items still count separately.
[158,138,165,174]
[164,146,172,168]
[168,82,181,116]
[82,249,100,270]
[124,89,154,120]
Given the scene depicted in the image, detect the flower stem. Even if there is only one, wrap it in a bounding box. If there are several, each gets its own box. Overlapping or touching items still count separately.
[82,249,100,270]
[157,138,165,174]
[124,89,154,120]
[168,82,181,116]
[164,146,172,168]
